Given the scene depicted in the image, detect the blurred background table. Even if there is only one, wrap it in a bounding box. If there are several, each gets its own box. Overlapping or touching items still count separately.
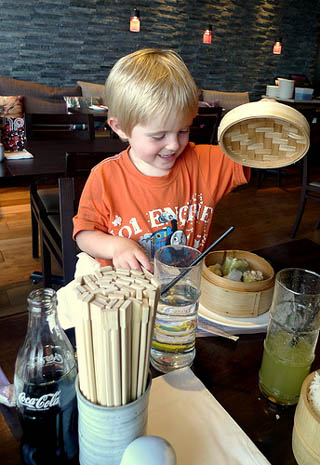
[0,138,128,188]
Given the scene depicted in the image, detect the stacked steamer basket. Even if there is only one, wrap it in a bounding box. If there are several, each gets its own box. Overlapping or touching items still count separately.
[204,100,310,319]
[218,100,310,169]
[292,370,320,465]
[200,250,275,318]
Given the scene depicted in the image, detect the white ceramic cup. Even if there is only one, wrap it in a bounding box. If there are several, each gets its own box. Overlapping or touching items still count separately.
[266,85,279,98]
[278,79,295,99]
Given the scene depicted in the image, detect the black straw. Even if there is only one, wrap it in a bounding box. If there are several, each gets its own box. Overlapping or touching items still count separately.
[160,226,235,296]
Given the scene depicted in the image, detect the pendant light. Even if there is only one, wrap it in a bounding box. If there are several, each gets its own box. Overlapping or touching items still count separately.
[273,37,282,55]
[203,25,212,44]
[130,8,140,32]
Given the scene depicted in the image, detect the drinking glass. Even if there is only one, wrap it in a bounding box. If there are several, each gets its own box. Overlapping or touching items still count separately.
[259,268,320,405]
[150,245,202,373]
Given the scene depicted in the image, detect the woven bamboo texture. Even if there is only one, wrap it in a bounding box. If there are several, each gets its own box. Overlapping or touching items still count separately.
[218,101,310,168]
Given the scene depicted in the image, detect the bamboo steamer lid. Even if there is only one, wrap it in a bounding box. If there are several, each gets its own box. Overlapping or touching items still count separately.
[218,101,310,168]
[292,370,320,465]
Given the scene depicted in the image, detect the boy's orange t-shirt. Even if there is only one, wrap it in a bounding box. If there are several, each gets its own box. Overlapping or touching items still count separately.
[73,142,250,265]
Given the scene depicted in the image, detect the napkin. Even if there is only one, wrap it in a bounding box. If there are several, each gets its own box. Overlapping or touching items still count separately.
[57,252,102,329]
[4,149,33,159]
[147,368,271,465]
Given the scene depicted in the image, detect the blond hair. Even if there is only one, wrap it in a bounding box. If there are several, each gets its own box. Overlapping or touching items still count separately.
[104,48,199,135]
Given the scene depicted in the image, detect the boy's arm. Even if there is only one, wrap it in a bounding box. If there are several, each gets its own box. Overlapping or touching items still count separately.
[75,230,152,272]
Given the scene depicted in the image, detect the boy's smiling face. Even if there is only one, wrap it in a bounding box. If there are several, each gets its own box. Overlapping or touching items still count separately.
[110,113,193,177]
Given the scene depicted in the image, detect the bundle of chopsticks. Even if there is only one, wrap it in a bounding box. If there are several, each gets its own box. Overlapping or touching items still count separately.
[73,266,160,407]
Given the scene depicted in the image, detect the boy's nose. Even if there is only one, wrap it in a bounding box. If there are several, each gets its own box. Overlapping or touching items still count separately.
[165,135,180,152]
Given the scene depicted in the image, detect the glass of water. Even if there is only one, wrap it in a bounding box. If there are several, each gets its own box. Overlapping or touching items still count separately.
[150,245,203,373]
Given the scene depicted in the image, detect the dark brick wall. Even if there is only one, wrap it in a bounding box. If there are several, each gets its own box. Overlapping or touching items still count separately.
[1,0,320,100]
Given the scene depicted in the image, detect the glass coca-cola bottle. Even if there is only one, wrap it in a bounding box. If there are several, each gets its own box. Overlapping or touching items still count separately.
[14,288,78,465]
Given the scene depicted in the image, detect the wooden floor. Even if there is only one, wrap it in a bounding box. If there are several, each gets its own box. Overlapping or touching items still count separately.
[0,162,319,318]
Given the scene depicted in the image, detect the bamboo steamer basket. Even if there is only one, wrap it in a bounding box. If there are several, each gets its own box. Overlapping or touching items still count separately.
[292,370,320,465]
[218,101,310,168]
[200,250,275,318]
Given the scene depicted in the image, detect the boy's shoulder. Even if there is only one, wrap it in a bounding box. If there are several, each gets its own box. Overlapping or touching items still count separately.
[186,142,226,161]
[91,147,129,173]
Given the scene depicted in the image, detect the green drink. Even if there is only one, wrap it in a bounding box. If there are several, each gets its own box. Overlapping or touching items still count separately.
[258,268,320,406]
[259,331,314,405]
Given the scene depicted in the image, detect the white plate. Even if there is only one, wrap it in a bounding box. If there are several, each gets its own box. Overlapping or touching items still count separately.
[198,302,270,329]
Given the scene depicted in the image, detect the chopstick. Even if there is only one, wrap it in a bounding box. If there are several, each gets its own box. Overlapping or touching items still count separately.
[107,307,121,406]
[119,300,132,405]
[130,298,142,401]
[73,267,160,406]
[137,300,149,398]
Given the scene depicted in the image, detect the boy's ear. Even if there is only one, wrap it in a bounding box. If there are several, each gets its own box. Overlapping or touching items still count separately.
[108,117,129,141]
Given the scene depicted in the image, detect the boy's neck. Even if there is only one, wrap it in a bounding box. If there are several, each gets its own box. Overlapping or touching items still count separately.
[128,148,172,177]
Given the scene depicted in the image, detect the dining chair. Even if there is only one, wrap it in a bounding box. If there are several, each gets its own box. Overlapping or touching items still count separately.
[30,183,59,259]
[38,176,81,287]
[28,112,96,259]
[25,112,95,140]
[189,107,223,145]
[254,167,286,188]
[33,151,114,287]
[201,90,249,114]
[291,151,320,238]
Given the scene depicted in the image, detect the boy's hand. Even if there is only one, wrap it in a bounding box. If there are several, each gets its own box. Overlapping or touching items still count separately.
[112,237,153,272]
[75,230,153,272]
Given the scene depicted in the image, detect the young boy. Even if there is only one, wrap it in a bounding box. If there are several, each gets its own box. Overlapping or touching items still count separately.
[73,48,250,271]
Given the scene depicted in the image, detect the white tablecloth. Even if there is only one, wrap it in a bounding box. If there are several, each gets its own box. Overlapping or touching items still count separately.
[147,368,271,465]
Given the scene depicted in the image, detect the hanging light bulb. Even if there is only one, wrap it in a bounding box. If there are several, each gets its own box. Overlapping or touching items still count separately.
[273,38,282,55]
[203,25,212,44]
[130,7,140,32]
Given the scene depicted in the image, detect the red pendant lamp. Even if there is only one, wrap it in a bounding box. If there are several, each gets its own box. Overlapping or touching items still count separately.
[203,25,212,44]
[273,37,282,55]
[130,8,140,32]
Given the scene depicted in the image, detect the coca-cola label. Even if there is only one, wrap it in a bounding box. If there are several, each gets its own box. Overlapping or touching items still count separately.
[28,353,63,368]
[18,390,61,411]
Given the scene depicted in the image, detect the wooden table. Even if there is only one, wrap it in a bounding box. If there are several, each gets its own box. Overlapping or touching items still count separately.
[0,138,128,188]
[1,239,320,464]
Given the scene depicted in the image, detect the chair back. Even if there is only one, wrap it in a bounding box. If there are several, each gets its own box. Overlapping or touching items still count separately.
[57,176,79,282]
[25,113,95,140]
[198,106,222,115]
[65,150,120,177]
[189,107,222,145]
[290,110,320,237]
[40,150,124,286]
